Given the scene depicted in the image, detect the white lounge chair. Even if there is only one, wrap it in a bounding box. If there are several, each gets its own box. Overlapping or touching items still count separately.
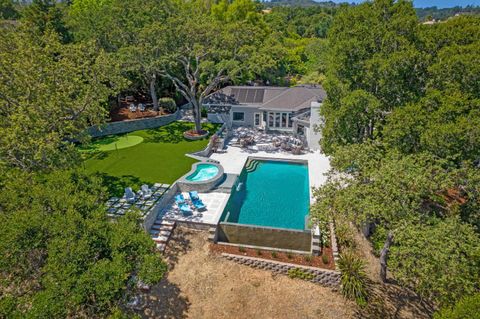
[138,103,145,112]
[124,187,136,203]
[129,103,137,112]
[141,184,152,199]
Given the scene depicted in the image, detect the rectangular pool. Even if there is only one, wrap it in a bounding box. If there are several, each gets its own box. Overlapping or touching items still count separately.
[221,158,310,230]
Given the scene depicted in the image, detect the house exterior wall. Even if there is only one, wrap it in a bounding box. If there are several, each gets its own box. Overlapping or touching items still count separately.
[230,105,261,127]
[307,102,322,150]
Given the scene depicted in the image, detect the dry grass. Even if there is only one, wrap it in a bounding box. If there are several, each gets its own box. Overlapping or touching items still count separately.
[138,227,356,319]
[133,226,434,319]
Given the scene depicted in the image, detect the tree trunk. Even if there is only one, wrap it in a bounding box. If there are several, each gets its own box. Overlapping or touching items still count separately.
[191,98,202,133]
[380,231,394,283]
[150,74,159,112]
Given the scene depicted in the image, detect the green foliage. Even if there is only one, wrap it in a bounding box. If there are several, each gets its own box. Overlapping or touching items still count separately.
[159,97,177,113]
[286,252,293,259]
[287,268,314,280]
[256,249,262,256]
[138,254,168,285]
[0,169,166,317]
[322,254,329,264]
[304,255,312,263]
[238,246,246,253]
[434,293,480,319]
[271,251,278,258]
[0,0,19,19]
[201,107,208,118]
[390,218,480,306]
[0,27,127,172]
[338,251,369,306]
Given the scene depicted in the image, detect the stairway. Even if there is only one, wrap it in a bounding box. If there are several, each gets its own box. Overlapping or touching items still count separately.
[245,159,260,173]
[150,218,175,253]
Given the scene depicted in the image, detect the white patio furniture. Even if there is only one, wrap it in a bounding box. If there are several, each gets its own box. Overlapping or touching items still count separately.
[141,184,152,199]
[129,103,137,112]
[124,187,136,203]
[138,103,145,112]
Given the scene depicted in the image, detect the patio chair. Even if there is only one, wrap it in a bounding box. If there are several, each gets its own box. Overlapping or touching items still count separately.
[129,103,137,112]
[124,187,136,203]
[141,184,152,199]
[189,191,206,211]
[138,103,145,112]
[175,194,192,214]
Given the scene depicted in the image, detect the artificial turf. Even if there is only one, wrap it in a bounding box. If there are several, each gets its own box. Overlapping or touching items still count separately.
[82,121,220,196]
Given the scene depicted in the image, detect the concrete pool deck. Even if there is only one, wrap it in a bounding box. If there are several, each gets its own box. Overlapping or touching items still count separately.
[210,145,331,199]
[158,191,230,226]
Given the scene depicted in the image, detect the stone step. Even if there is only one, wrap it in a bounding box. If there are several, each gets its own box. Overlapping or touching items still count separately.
[156,243,166,251]
[150,230,171,236]
[151,224,174,231]
[152,235,169,243]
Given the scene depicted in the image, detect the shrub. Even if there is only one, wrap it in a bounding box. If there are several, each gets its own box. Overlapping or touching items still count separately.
[201,106,208,118]
[338,250,369,306]
[434,293,480,319]
[256,249,262,256]
[335,220,357,250]
[322,254,329,264]
[271,251,277,258]
[286,252,293,259]
[288,268,314,280]
[304,255,313,263]
[158,97,176,113]
[138,254,168,285]
[238,246,246,253]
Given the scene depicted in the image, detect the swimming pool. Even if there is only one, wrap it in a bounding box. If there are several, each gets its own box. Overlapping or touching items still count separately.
[221,159,310,230]
[186,163,220,182]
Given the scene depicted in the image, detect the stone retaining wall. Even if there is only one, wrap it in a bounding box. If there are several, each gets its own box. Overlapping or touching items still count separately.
[222,253,341,288]
[87,111,179,137]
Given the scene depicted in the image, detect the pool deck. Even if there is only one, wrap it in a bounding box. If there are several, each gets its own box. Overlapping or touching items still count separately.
[158,191,230,226]
[210,146,331,200]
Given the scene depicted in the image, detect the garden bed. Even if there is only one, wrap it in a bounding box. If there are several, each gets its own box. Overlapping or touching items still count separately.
[183,129,209,140]
[210,243,336,270]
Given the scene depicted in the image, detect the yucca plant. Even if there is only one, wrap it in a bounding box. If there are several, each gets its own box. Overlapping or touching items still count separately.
[338,250,369,306]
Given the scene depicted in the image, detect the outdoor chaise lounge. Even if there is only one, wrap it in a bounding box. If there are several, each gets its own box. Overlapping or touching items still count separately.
[124,187,136,203]
[141,184,152,199]
[175,194,192,214]
[189,191,206,211]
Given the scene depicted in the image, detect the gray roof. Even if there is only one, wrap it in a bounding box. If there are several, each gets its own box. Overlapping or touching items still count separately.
[204,85,326,111]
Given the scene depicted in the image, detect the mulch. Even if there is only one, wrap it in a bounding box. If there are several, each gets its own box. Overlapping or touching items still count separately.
[210,243,336,270]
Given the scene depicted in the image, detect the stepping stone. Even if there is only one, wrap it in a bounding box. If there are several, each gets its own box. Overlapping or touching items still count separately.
[156,243,166,251]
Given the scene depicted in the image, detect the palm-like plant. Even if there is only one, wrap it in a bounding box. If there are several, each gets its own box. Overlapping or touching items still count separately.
[338,250,369,306]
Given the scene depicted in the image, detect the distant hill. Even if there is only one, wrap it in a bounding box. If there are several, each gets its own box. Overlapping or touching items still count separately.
[416,5,480,21]
[264,0,343,7]
[262,1,480,21]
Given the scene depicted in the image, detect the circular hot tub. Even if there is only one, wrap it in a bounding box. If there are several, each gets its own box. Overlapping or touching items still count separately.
[178,162,224,192]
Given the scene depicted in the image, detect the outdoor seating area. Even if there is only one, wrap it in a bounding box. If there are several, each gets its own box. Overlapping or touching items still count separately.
[159,191,230,225]
[228,127,306,154]
[105,183,170,218]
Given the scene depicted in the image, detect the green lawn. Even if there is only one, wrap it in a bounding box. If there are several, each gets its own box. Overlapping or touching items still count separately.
[82,121,220,196]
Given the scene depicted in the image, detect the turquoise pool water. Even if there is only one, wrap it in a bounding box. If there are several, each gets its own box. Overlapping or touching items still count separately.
[186,164,219,181]
[221,159,310,230]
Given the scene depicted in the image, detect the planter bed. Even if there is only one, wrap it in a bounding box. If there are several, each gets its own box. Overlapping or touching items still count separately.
[210,243,335,270]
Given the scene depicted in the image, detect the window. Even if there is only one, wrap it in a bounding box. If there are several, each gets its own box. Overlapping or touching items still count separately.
[268,112,274,127]
[281,113,287,127]
[275,113,281,127]
[254,113,261,126]
[232,112,244,121]
[288,113,293,127]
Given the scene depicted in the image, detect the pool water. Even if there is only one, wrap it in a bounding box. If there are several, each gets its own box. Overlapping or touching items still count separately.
[222,159,309,230]
[186,164,219,181]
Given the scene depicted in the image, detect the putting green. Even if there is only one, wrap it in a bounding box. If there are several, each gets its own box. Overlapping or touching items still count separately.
[93,135,144,151]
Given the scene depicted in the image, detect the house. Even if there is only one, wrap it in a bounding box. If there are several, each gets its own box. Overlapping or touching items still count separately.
[203,85,326,150]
